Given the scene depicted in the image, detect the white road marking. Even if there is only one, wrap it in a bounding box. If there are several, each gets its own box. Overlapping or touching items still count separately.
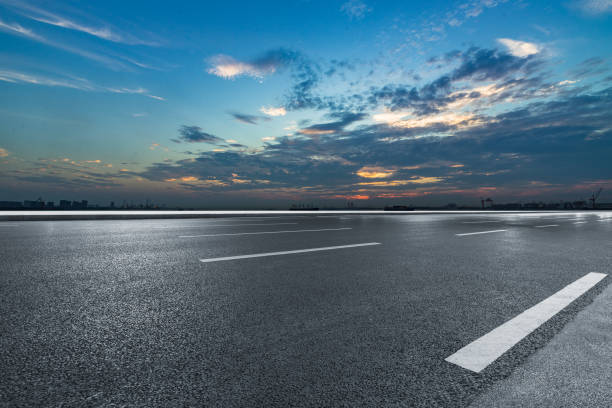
[199,242,381,263]
[534,224,559,228]
[574,221,587,224]
[180,227,352,238]
[445,272,608,373]
[456,229,507,236]
[598,219,612,222]
[462,221,503,224]
[154,222,298,229]
[0,224,20,226]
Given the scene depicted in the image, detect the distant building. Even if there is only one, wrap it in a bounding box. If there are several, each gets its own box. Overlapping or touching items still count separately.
[492,203,522,210]
[23,199,44,209]
[0,201,23,209]
[59,200,72,210]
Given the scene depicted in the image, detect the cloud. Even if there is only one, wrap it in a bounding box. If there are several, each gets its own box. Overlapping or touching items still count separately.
[207,49,298,79]
[230,112,270,125]
[0,147,9,157]
[497,38,540,58]
[374,111,482,130]
[356,166,395,178]
[0,70,164,100]
[571,0,612,15]
[0,18,133,70]
[570,57,608,78]
[0,0,160,45]
[260,106,287,116]
[298,112,366,135]
[356,176,444,186]
[107,87,165,100]
[367,47,540,115]
[133,84,612,202]
[0,18,39,38]
[340,0,371,20]
[177,126,224,144]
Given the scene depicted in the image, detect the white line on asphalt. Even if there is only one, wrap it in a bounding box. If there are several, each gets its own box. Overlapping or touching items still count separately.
[0,224,20,226]
[199,242,381,263]
[154,222,298,229]
[180,227,352,238]
[456,229,507,236]
[462,221,503,224]
[598,219,612,222]
[534,224,559,228]
[445,272,607,373]
[574,221,587,224]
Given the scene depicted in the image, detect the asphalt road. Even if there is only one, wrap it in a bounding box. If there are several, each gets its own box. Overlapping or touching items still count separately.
[1,212,611,407]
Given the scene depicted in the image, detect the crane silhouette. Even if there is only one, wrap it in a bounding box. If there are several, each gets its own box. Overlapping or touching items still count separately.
[589,188,602,209]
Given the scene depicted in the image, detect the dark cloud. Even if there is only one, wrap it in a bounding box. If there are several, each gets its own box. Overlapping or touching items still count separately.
[298,112,366,135]
[177,125,224,144]
[248,48,300,73]
[229,112,271,125]
[570,56,608,78]
[367,47,542,115]
[451,47,535,81]
[284,57,323,110]
[136,86,612,200]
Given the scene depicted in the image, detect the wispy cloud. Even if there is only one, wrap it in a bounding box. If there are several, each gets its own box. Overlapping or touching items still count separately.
[497,38,540,58]
[107,87,165,100]
[340,0,371,20]
[0,0,160,45]
[0,19,39,38]
[0,18,133,70]
[0,70,164,100]
[571,0,612,15]
[0,70,95,90]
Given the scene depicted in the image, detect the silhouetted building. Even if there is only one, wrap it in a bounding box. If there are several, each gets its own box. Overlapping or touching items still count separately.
[59,200,71,210]
[23,199,44,209]
[0,201,23,209]
[492,203,522,210]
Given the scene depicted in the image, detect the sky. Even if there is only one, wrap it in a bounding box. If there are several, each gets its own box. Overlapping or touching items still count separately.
[0,0,611,208]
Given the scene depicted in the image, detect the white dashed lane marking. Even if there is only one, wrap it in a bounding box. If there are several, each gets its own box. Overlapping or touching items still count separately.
[445,272,608,373]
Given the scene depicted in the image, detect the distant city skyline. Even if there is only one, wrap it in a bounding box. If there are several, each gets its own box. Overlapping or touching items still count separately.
[1,0,611,208]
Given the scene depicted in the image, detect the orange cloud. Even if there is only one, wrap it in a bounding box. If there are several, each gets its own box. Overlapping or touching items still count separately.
[356,166,395,179]
[357,176,443,187]
[332,194,370,200]
[298,128,335,135]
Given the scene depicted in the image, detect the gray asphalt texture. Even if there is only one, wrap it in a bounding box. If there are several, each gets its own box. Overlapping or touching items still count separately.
[470,281,612,407]
[1,213,611,407]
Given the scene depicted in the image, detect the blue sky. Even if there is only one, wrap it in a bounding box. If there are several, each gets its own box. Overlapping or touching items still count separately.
[0,0,611,208]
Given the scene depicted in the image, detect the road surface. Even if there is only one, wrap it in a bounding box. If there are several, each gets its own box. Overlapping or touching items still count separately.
[1,212,610,406]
